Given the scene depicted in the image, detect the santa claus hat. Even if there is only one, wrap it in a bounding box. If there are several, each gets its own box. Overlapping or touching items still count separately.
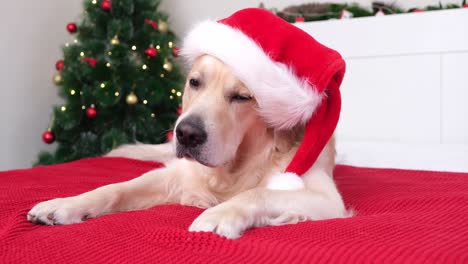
[181,8,345,182]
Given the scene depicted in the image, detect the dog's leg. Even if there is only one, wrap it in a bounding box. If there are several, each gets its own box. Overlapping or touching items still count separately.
[189,168,349,239]
[27,165,181,225]
[105,142,175,163]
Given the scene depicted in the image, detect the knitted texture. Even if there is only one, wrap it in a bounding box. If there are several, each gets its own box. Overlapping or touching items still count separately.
[1,157,467,263]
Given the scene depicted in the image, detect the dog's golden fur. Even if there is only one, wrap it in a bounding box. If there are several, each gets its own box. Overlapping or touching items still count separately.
[27,55,348,239]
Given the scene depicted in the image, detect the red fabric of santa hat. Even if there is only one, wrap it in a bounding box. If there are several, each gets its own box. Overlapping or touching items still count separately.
[181,8,346,178]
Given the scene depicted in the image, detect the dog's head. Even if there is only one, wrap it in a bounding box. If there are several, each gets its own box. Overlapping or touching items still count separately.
[174,55,267,167]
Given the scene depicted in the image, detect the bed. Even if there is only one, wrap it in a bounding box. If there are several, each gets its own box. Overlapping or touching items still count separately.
[3,9,468,264]
[1,157,467,263]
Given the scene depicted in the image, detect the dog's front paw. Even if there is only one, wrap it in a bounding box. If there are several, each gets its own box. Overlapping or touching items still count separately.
[27,198,90,225]
[189,204,252,239]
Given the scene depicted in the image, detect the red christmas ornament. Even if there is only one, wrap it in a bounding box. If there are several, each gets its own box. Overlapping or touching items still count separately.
[464,4,468,8]
[55,60,65,71]
[81,57,97,67]
[42,130,55,144]
[145,47,157,58]
[144,19,158,30]
[172,47,180,57]
[166,131,174,141]
[86,106,97,119]
[412,8,425,13]
[101,0,112,11]
[66,23,77,33]
[295,16,305,23]
[177,106,182,115]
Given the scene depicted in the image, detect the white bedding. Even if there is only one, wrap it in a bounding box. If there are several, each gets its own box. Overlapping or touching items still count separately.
[336,141,468,173]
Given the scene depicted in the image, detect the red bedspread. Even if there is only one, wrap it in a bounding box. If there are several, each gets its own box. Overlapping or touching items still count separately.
[1,158,467,263]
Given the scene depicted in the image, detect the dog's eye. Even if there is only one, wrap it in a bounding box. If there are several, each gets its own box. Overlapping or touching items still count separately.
[230,94,252,103]
[189,78,200,88]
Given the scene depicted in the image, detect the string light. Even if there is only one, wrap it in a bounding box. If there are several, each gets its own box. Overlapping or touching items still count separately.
[176,91,182,97]
[73,39,78,43]
[65,43,70,47]
[100,83,106,88]
[160,73,165,78]
[131,45,137,51]
[115,92,120,96]
[70,90,76,95]
[80,91,83,95]
[53,73,62,84]
[61,106,67,111]
[169,95,174,100]
[156,45,161,50]
[168,42,173,48]
[82,105,86,110]
[108,51,112,55]
[143,100,148,104]
[92,0,97,4]
[171,89,176,94]
[80,52,85,57]
[111,35,119,45]
[151,113,156,118]
[106,62,111,67]
[142,64,148,70]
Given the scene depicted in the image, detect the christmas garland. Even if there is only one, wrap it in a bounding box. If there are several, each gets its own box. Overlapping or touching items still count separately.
[261,1,468,22]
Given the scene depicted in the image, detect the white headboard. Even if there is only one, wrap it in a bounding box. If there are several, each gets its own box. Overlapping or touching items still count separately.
[296,9,468,172]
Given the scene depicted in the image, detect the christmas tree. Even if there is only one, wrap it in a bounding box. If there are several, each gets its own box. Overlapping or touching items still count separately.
[38,0,183,165]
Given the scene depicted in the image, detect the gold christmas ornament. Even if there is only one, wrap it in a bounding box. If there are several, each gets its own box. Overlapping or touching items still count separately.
[126,92,139,105]
[53,73,63,85]
[158,20,169,33]
[111,35,120,45]
[163,59,173,72]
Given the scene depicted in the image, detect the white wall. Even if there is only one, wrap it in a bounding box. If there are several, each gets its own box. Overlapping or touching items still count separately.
[296,9,468,172]
[0,0,461,170]
[0,1,82,170]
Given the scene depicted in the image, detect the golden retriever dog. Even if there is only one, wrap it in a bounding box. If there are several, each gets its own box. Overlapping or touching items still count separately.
[27,54,348,239]
[28,8,350,238]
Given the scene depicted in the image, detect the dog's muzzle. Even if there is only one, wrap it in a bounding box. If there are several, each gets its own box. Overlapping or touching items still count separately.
[175,115,207,159]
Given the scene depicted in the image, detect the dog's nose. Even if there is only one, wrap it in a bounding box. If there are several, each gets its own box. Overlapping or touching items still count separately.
[176,118,207,148]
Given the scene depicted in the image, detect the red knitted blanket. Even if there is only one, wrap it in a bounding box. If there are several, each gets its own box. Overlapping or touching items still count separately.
[1,158,467,263]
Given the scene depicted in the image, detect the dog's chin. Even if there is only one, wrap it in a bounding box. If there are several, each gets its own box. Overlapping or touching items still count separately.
[176,147,217,167]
